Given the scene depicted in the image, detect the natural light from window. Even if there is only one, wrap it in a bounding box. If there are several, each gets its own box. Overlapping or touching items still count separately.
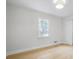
[39,18,49,37]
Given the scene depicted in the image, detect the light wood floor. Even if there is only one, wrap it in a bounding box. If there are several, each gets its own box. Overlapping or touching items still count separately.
[7,44,73,59]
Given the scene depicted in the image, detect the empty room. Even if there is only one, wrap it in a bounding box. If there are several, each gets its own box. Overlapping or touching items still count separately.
[6,0,73,59]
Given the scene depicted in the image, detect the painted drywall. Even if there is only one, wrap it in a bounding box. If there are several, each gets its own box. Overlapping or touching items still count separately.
[63,16,73,44]
[6,4,63,55]
[7,0,73,17]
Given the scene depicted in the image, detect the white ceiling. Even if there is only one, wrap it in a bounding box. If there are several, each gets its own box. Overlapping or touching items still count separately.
[7,0,73,17]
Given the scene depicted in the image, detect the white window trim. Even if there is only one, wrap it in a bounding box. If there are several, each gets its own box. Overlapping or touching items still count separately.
[38,18,49,37]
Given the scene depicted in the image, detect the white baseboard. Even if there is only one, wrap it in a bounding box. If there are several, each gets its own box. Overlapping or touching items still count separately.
[6,42,72,56]
[6,43,54,56]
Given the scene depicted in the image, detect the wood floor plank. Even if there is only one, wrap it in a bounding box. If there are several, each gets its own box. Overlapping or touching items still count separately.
[7,44,73,59]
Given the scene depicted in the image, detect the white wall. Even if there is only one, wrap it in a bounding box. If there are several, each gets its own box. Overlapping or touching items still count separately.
[63,16,73,44]
[6,4,63,54]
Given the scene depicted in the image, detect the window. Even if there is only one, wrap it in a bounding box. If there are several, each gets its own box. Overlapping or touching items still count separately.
[39,18,49,37]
